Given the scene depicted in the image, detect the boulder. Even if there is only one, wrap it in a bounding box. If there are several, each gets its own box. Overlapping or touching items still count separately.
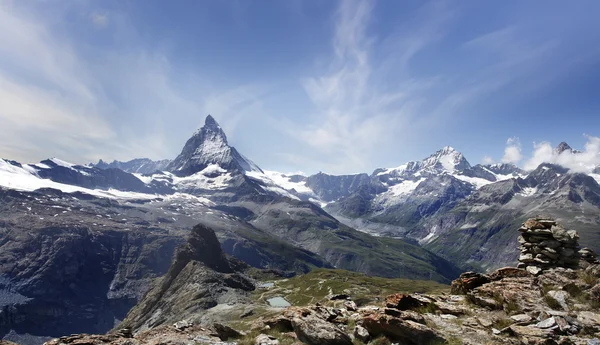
[290,311,352,345]
[489,267,529,281]
[213,323,244,340]
[256,334,279,345]
[353,325,370,343]
[343,300,357,312]
[385,293,430,310]
[450,272,490,294]
[362,312,443,345]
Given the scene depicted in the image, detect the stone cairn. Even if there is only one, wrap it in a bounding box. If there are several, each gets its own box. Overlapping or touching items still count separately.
[517,217,598,275]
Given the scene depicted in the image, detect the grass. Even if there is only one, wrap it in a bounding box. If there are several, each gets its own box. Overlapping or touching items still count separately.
[254,268,447,307]
[236,329,296,345]
[578,270,598,286]
[492,317,513,330]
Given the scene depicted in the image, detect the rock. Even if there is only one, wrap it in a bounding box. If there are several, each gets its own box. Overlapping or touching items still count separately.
[385,293,430,310]
[577,311,600,328]
[510,325,553,338]
[433,301,467,315]
[489,267,529,280]
[256,334,279,345]
[450,272,490,294]
[362,312,443,345]
[263,315,294,332]
[241,309,255,319]
[173,320,192,331]
[329,294,350,301]
[383,309,426,324]
[213,323,244,340]
[519,253,535,262]
[526,266,543,275]
[477,317,493,328]
[588,339,600,345]
[343,300,357,312]
[524,219,546,230]
[492,328,501,335]
[547,290,570,311]
[536,317,557,329]
[353,325,370,343]
[117,328,133,338]
[510,314,533,323]
[290,313,352,345]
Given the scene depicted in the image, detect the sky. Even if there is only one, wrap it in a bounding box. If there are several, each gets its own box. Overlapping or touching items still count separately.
[2,0,600,175]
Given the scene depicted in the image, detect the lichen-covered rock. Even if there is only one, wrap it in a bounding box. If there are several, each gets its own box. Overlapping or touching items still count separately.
[290,311,352,345]
[362,312,443,345]
[450,272,490,294]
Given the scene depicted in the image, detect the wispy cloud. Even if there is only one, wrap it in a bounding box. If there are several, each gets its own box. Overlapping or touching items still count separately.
[0,2,268,164]
[91,12,109,28]
[286,1,454,173]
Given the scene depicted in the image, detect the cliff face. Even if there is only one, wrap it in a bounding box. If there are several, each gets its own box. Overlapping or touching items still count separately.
[118,224,255,332]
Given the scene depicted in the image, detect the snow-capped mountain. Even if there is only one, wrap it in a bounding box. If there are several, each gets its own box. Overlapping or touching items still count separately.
[94,158,172,174]
[166,115,261,176]
[373,146,470,179]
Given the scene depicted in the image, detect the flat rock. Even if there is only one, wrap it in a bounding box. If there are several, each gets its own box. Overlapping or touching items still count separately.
[510,314,533,323]
[510,325,553,338]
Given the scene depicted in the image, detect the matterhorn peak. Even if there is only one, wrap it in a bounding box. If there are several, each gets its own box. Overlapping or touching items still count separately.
[204,114,220,128]
[166,114,261,176]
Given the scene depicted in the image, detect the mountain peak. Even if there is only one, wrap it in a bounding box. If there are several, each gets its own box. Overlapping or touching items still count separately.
[166,114,261,176]
[204,114,220,128]
[556,142,574,154]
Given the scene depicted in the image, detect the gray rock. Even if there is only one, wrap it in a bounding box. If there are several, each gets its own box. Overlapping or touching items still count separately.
[588,338,600,345]
[510,314,532,323]
[256,334,279,345]
[353,325,370,343]
[536,317,556,329]
[526,266,542,276]
[291,315,353,345]
[344,300,357,312]
[547,290,570,311]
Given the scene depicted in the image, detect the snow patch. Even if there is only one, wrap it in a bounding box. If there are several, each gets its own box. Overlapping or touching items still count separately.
[518,187,538,197]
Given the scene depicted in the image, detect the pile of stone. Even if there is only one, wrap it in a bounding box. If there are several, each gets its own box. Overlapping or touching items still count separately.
[517,217,598,274]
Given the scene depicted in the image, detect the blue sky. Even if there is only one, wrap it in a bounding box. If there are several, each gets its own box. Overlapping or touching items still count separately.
[2,0,600,174]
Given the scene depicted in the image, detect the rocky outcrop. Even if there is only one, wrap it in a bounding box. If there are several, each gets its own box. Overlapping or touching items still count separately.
[117,224,255,333]
[517,217,598,274]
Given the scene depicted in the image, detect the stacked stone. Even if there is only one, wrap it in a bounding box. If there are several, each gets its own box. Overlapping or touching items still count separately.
[517,218,581,274]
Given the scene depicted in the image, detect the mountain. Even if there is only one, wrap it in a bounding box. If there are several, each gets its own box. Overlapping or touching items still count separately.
[422,163,600,270]
[118,224,254,332]
[0,115,462,343]
[94,158,171,174]
[555,141,581,154]
[166,115,261,176]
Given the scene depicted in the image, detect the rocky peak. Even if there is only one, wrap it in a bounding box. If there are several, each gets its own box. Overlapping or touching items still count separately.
[117,224,254,332]
[415,146,471,174]
[166,114,261,176]
[556,141,575,154]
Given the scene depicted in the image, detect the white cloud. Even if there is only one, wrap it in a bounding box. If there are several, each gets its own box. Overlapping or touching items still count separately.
[482,156,495,165]
[502,137,523,164]
[524,136,600,172]
[0,2,267,165]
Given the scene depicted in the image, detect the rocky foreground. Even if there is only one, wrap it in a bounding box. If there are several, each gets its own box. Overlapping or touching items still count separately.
[42,219,600,345]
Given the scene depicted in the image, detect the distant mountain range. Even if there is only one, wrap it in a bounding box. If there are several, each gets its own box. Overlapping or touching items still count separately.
[0,115,463,344]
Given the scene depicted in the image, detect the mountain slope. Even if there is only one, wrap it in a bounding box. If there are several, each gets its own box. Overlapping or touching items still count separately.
[118,224,255,332]
[94,158,172,174]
